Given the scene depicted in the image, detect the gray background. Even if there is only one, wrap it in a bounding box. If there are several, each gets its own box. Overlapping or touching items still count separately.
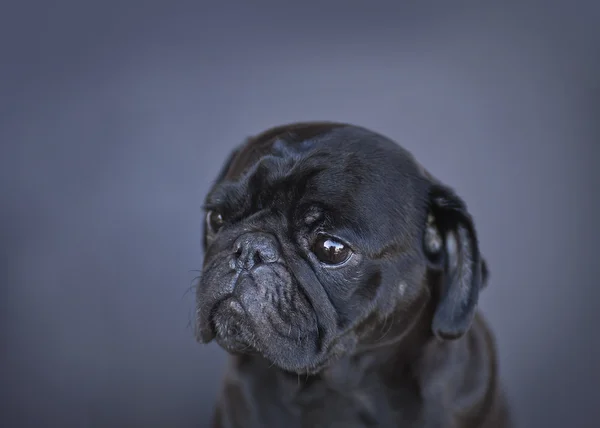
[1,1,598,427]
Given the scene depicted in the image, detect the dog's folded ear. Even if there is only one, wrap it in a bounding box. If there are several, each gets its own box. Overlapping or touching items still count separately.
[423,184,486,341]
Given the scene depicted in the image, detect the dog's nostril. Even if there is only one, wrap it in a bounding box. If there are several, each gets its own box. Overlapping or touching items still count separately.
[233,233,280,269]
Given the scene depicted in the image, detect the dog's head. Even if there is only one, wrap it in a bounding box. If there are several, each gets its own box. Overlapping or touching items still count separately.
[195,122,488,374]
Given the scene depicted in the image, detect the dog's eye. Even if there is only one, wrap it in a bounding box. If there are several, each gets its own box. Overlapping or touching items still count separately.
[312,235,352,266]
[206,210,224,234]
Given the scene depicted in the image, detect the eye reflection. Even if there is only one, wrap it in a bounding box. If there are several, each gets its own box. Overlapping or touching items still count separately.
[206,210,224,234]
[311,235,352,265]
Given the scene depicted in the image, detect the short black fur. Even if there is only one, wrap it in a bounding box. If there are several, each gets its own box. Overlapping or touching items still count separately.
[195,122,511,428]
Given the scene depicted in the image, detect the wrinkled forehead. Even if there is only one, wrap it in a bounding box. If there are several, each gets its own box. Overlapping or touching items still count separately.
[206,143,360,215]
[206,125,429,244]
[224,122,349,181]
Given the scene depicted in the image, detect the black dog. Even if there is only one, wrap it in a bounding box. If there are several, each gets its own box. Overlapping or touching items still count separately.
[196,122,511,427]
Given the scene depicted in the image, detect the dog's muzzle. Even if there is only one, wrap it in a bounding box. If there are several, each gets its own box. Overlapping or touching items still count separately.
[199,232,283,350]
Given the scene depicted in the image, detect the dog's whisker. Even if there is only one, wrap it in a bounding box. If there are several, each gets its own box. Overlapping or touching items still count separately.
[181,277,202,300]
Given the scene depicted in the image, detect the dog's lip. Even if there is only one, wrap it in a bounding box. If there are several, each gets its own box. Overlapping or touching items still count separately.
[197,295,238,343]
[211,297,260,353]
[209,296,243,328]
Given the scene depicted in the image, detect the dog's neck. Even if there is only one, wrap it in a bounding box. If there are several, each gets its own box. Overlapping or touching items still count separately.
[319,298,436,392]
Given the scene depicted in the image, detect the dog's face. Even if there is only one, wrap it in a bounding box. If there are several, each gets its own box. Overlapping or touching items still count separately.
[196,123,487,374]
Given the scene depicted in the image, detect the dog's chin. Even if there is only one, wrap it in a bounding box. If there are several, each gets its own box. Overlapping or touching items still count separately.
[211,297,261,355]
[196,262,343,373]
[204,296,346,375]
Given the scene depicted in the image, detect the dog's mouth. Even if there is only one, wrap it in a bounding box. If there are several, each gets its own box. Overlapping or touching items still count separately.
[209,297,260,354]
[196,266,339,373]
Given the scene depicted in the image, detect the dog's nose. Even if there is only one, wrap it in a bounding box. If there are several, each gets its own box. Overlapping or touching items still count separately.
[233,232,280,270]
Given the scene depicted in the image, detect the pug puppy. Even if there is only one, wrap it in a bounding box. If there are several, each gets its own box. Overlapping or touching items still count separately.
[195,122,511,427]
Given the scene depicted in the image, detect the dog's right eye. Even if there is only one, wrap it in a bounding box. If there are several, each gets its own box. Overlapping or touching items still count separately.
[312,235,352,266]
[206,210,224,234]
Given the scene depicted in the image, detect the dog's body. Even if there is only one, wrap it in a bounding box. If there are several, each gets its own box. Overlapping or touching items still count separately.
[196,122,511,427]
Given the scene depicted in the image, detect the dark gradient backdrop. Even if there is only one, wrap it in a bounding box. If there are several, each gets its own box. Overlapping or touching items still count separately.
[1,1,599,427]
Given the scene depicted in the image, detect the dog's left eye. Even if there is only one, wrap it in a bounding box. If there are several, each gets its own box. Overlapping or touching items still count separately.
[206,210,224,234]
[312,235,352,266]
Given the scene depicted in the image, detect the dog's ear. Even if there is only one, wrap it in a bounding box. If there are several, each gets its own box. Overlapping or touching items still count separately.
[423,184,486,341]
